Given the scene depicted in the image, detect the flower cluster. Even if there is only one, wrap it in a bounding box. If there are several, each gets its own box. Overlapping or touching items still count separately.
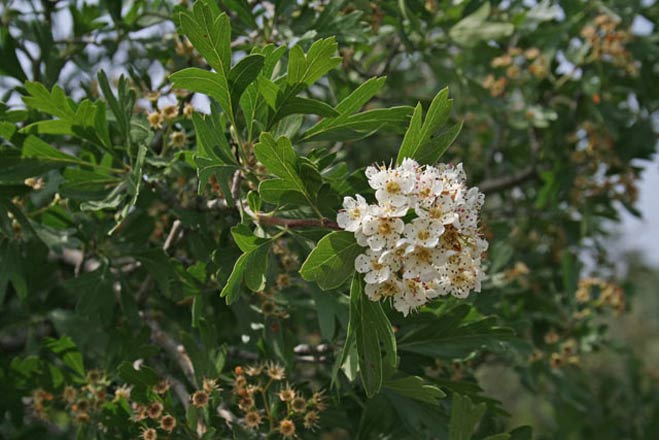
[337,158,488,315]
[232,363,326,436]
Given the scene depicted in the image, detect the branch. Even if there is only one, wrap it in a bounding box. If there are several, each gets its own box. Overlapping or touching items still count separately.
[256,214,340,230]
[142,312,197,387]
[478,165,538,195]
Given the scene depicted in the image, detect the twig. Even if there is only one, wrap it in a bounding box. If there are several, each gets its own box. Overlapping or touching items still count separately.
[478,165,538,195]
[256,214,340,230]
[143,312,197,387]
[137,220,182,305]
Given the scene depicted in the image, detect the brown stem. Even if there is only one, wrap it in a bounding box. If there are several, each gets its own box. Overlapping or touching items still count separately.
[479,165,538,195]
[256,214,340,230]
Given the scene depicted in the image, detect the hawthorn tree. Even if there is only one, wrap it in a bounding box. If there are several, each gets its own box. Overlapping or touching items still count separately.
[1,0,658,439]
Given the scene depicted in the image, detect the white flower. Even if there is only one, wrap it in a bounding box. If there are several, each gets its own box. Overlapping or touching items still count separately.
[401,246,444,281]
[362,216,404,251]
[336,194,369,232]
[355,249,400,284]
[393,279,429,316]
[367,166,415,207]
[435,254,485,298]
[365,278,402,301]
[416,194,458,225]
[369,201,408,218]
[337,158,487,314]
[414,167,443,208]
[398,217,445,251]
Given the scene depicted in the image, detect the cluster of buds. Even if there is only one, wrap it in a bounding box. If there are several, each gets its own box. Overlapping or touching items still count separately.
[337,158,488,315]
[232,363,326,436]
[491,46,549,81]
[528,332,581,369]
[131,379,182,439]
[569,123,639,206]
[144,91,193,153]
[580,14,638,75]
[26,370,114,426]
[574,277,625,316]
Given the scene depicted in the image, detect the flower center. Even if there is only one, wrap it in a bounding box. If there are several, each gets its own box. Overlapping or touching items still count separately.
[386,181,401,194]
[349,207,361,220]
[416,248,433,264]
[378,220,392,235]
[417,230,430,241]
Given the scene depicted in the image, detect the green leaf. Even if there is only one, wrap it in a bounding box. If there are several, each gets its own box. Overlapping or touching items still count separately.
[0,26,27,80]
[192,112,236,165]
[220,235,272,303]
[302,76,386,138]
[352,275,383,398]
[301,106,413,142]
[253,133,318,208]
[170,68,235,125]
[397,88,459,165]
[449,394,487,440]
[117,361,160,387]
[22,135,81,165]
[97,70,134,146]
[254,133,300,180]
[449,3,514,47]
[348,275,398,398]
[228,54,265,108]
[180,1,231,75]
[398,305,515,359]
[274,96,340,123]
[258,178,309,205]
[0,240,27,302]
[231,224,269,252]
[299,231,363,290]
[287,37,342,86]
[220,252,249,304]
[22,82,75,120]
[384,375,446,405]
[45,337,85,378]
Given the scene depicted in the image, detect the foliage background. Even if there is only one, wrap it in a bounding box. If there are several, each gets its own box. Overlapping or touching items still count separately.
[1,0,658,439]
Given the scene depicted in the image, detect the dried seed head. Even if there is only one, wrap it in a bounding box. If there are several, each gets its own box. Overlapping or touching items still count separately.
[279,419,296,438]
[191,390,209,408]
[244,410,262,429]
[141,427,157,440]
[160,414,177,433]
[147,401,163,419]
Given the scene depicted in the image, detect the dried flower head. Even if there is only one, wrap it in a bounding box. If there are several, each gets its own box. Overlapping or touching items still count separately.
[265,361,285,381]
[113,384,132,402]
[191,390,209,408]
[183,103,194,119]
[153,379,171,395]
[311,391,327,411]
[132,403,148,421]
[303,410,320,430]
[147,401,164,419]
[279,383,296,402]
[62,386,77,403]
[160,414,177,433]
[141,427,157,440]
[245,364,263,377]
[24,177,44,190]
[161,104,179,121]
[170,130,187,149]
[238,396,255,412]
[202,377,220,393]
[279,419,296,438]
[147,111,164,129]
[291,396,307,413]
[244,410,262,429]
